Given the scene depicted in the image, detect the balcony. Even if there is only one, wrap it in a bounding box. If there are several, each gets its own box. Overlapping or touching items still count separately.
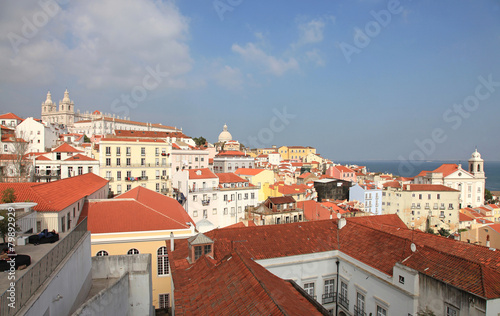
[161,188,169,194]
[105,177,114,181]
[125,176,148,181]
[338,294,349,310]
[440,206,445,210]
[189,187,218,193]
[161,176,169,180]
[322,292,336,305]
[202,199,210,206]
[354,305,367,316]
[34,172,61,180]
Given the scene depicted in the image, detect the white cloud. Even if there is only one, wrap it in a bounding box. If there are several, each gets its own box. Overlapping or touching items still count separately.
[296,18,326,46]
[0,0,193,89]
[232,42,299,76]
[213,65,244,90]
[305,49,325,67]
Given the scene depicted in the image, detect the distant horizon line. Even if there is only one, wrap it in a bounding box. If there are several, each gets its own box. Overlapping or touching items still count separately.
[335,160,500,163]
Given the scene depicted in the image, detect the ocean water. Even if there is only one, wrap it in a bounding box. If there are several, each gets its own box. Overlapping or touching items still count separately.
[337,160,500,191]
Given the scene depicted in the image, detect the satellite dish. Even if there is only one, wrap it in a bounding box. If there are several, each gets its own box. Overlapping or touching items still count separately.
[336,213,341,219]
[410,243,416,252]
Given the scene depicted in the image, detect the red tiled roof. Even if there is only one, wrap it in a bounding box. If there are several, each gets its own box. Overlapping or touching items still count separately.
[217,173,249,184]
[170,250,326,315]
[215,150,248,157]
[114,129,188,139]
[405,184,459,192]
[278,184,308,195]
[170,214,500,299]
[298,200,333,221]
[267,196,295,205]
[35,155,51,161]
[383,181,401,188]
[415,170,430,178]
[0,112,23,120]
[52,143,83,153]
[64,154,96,161]
[0,173,108,212]
[188,168,217,179]
[235,168,265,176]
[298,172,311,179]
[332,165,355,173]
[81,187,193,233]
[487,224,500,234]
[431,163,463,177]
[459,212,474,222]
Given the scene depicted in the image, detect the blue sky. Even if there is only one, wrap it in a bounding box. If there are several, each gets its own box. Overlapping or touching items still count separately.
[1,0,499,162]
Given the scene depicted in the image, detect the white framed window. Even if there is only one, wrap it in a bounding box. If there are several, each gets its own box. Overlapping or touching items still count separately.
[376,306,387,316]
[212,208,217,215]
[193,210,198,217]
[356,292,365,314]
[157,247,169,276]
[304,282,315,297]
[159,293,169,309]
[96,250,109,257]
[127,248,139,255]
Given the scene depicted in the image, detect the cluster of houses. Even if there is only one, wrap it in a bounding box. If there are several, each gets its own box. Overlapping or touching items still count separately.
[0,90,499,315]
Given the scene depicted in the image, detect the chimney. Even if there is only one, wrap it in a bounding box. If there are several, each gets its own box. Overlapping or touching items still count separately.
[338,212,346,229]
[170,232,175,251]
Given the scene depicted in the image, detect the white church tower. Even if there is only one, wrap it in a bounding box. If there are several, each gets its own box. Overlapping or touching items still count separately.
[468,149,486,207]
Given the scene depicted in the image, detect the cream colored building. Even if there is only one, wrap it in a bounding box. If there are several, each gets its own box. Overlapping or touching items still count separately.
[98,137,172,196]
[382,184,461,232]
[235,168,275,202]
[81,186,196,310]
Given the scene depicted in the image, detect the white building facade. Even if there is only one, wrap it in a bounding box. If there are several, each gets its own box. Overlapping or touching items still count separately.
[16,117,62,153]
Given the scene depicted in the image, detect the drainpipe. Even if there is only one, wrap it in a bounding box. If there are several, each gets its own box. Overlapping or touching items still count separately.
[336,259,340,316]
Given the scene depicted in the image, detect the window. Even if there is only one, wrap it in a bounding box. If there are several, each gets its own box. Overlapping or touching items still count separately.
[224,208,228,215]
[446,305,458,316]
[116,147,121,155]
[194,246,202,260]
[231,207,235,215]
[193,195,197,202]
[126,171,131,178]
[157,247,169,275]
[96,250,109,256]
[106,158,111,166]
[340,281,348,308]
[193,210,198,217]
[117,171,121,180]
[213,208,217,215]
[377,306,387,316]
[156,183,160,192]
[78,166,83,175]
[437,194,441,199]
[304,282,315,297]
[204,244,211,254]
[399,275,405,284]
[323,279,335,304]
[141,147,146,156]
[68,167,73,177]
[356,293,365,315]
[251,193,255,199]
[141,170,146,177]
[117,184,122,194]
[213,193,217,200]
[419,194,422,199]
[155,147,159,156]
[127,248,139,255]
[127,184,131,191]
[116,158,121,166]
[223,194,228,201]
[126,158,131,166]
[141,158,145,166]
[105,147,111,155]
[203,209,207,218]
[159,294,169,309]
[126,147,131,155]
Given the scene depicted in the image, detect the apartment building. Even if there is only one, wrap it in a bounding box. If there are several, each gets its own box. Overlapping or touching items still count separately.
[172,168,259,228]
[278,145,316,161]
[349,183,383,215]
[98,137,172,196]
[212,150,254,173]
[382,184,460,231]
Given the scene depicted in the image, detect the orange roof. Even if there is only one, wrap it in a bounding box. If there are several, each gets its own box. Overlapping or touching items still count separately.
[81,186,193,233]
[383,181,401,188]
[405,184,459,192]
[298,200,333,221]
[52,143,83,153]
[188,168,217,179]
[487,224,500,234]
[431,163,463,177]
[459,212,474,222]
[298,172,311,179]
[35,155,51,161]
[235,168,265,176]
[333,165,355,173]
[217,173,249,184]
[0,173,108,212]
[170,214,500,300]
[170,250,325,316]
[278,184,308,195]
[215,150,249,157]
[64,153,96,161]
[0,112,23,120]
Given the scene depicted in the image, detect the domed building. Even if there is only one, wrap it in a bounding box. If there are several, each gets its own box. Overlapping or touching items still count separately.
[218,124,232,143]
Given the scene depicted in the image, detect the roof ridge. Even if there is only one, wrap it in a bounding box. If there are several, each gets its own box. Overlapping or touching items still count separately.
[135,199,190,229]
[234,251,288,315]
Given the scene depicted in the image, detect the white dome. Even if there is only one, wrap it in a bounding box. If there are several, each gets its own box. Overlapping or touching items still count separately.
[470,149,482,160]
[218,124,232,142]
[43,91,54,106]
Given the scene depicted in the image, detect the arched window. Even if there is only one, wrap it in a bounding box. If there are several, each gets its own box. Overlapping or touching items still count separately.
[477,164,481,172]
[157,246,169,276]
[127,248,140,255]
[96,250,109,257]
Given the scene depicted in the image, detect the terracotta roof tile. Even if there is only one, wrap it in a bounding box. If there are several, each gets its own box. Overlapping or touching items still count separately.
[235,168,265,176]
[187,168,218,179]
[64,153,96,161]
[0,112,23,120]
[217,173,249,184]
[52,143,83,153]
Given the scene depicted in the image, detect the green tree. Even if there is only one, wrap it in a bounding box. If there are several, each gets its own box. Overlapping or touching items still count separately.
[438,227,450,237]
[193,136,207,147]
[1,188,16,203]
[485,189,493,203]
[83,134,91,143]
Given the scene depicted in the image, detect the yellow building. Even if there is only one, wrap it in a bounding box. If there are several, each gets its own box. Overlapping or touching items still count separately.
[79,186,196,310]
[278,146,316,161]
[235,168,275,202]
[99,137,172,196]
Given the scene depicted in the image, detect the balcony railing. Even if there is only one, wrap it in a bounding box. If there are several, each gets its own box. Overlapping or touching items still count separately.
[322,292,336,305]
[125,176,148,181]
[202,200,210,206]
[161,188,169,194]
[189,187,218,193]
[354,305,367,316]
[0,219,88,316]
[339,294,349,310]
[161,176,169,180]
[103,163,172,168]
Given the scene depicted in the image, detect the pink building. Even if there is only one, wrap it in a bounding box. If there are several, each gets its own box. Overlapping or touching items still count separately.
[326,165,357,183]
